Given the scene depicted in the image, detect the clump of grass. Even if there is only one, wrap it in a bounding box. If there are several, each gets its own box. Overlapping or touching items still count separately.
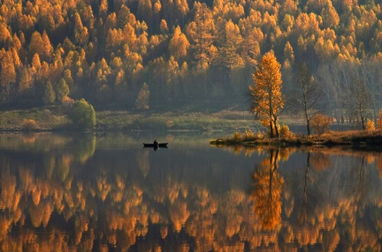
[229,129,264,142]
[0,106,72,131]
[243,129,264,140]
[232,132,243,141]
[244,129,255,139]
[21,119,39,131]
[279,124,294,138]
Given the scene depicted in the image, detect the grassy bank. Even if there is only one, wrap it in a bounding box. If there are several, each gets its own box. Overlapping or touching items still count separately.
[96,110,256,132]
[210,130,382,149]
[0,107,258,132]
[0,106,70,131]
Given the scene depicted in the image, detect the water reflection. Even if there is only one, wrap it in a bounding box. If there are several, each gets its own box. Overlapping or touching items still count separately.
[251,149,283,231]
[0,133,381,251]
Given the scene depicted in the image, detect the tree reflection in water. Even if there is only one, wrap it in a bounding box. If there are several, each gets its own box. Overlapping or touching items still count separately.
[251,149,284,231]
[0,134,380,251]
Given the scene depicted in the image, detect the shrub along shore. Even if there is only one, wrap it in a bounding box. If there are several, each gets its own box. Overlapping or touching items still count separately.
[210,130,382,149]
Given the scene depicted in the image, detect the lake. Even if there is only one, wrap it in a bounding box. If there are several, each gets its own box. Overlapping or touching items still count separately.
[0,132,381,251]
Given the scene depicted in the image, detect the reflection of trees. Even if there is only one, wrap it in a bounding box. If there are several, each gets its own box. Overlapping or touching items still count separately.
[73,134,97,164]
[310,152,331,171]
[0,143,381,251]
[294,153,321,228]
[354,157,367,206]
[0,133,70,152]
[0,133,97,182]
[136,150,150,177]
[376,153,382,177]
[221,144,297,159]
[297,153,311,225]
[251,149,284,231]
[43,135,97,182]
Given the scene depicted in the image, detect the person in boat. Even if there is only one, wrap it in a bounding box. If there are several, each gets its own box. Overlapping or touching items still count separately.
[153,139,158,147]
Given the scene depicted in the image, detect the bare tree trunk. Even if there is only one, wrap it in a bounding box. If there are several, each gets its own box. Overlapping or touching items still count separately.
[275,120,279,137]
[304,102,311,135]
[272,116,279,137]
[269,120,274,138]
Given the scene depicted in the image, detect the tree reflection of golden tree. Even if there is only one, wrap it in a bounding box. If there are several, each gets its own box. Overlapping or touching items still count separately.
[1,143,382,250]
[310,152,331,171]
[251,149,284,231]
[223,144,296,159]
[169,201,190,232]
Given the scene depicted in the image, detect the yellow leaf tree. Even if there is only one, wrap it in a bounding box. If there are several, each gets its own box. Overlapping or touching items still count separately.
[249,51,284,138]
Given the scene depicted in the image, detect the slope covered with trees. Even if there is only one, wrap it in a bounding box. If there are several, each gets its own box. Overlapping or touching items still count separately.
[0,0,382,119]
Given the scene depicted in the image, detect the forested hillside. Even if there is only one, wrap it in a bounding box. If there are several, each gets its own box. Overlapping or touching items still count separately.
[0,0,382,118]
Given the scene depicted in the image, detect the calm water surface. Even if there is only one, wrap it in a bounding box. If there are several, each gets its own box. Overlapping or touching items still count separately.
[0,133,381,251]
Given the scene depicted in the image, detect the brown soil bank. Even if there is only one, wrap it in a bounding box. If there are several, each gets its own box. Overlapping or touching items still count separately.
[210,130,382,150]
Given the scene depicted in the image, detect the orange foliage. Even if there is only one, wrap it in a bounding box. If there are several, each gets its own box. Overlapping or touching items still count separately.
[21,119,39,131]
[310,113,333,134]
[168,26,190,59]
[250,51,283,137]
[251,151,284,231]
[377,110,382,130]
[365,119,375,131]
[0,0,381,111]
[0,141,380,250]
[310,153,331,171]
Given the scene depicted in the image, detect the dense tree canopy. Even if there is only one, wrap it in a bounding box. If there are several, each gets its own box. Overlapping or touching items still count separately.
[0,0,381,121]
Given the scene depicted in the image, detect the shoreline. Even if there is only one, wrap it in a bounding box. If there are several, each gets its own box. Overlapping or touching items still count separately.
[210,130,382,150]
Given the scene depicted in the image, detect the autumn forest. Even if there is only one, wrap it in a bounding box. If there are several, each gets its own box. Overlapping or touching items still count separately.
[2,0,382,251]
[0,0,382,122]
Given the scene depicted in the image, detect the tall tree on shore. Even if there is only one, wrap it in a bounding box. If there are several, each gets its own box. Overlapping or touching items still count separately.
[289,64,322,135]
[250,51,284,138]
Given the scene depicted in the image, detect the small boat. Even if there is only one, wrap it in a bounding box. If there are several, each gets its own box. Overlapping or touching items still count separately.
[143,143,168,148]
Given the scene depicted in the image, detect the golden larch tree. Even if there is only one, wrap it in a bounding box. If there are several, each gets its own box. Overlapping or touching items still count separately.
[168,26,190,59]
[0,23,11,43]
[29,32,44,57]
[249,51,284,138]
[41,31,53,59]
